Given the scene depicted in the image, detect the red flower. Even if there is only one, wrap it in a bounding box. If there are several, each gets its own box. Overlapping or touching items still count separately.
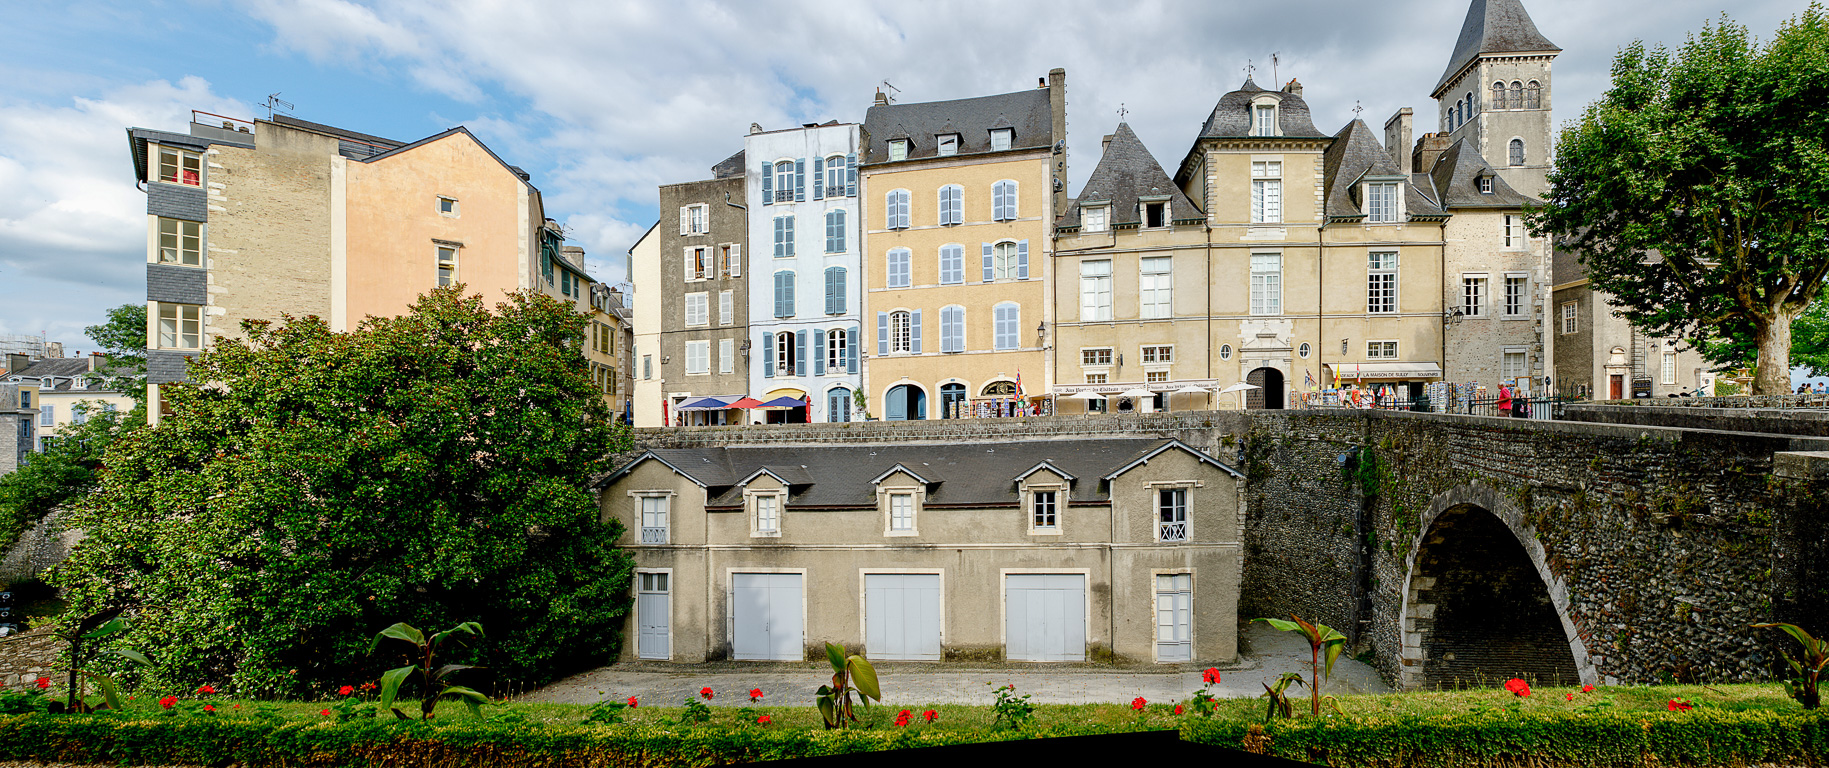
[233,704,241,709]
[1667,699,1693,712]
[1131,697,1147,711]
[894,709,912,727]
[1565,693,1575,701]
[1202,668,1222,685]
[699,687,714,701]
[197,684,216,695]
[1502,678,1531,697]
[757,715,772,725]
[1581,684,1595,693]
[159,696,178,709]
[360,682,377,692]
[321,708,332,716]
[203,704,216,712]
[338,685,354,696]
[627,696,639,708]
[1174,704,1184,715]
[922,709,938,723]
[749,688,764,701]
[34,677,50,689]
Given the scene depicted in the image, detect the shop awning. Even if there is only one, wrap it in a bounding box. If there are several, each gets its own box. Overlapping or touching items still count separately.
[757,396,807,409]
[676,396,733,411]
[1325,362,1444,381]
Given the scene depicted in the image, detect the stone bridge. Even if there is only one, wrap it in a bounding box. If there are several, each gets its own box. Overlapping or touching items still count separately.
[632,407,1828,688]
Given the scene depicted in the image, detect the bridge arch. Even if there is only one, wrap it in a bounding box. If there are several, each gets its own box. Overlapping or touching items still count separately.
[1396,483,1597,690]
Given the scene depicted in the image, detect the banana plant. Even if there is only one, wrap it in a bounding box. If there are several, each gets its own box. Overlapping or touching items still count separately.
[1260,672,1304,722]
[370,621,489,720]
[1754,622,1825,709]
[52,609,151,713]
[815,642,880,728]
[1254,615,1347,717]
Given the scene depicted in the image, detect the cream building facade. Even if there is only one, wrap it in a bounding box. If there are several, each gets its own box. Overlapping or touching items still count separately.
[630,224,666,426]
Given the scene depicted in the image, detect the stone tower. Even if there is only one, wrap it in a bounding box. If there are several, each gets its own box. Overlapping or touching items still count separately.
[1430,0,1560,198]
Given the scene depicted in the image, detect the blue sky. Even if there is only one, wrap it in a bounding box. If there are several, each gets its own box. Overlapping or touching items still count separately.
[0,0,1806,354]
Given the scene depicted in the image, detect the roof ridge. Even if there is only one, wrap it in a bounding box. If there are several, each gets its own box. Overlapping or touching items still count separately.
[1434,0,1561,95]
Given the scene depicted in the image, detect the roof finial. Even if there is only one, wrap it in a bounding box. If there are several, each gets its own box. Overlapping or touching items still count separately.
[1353,100,1364,119]
[1245,59,1255,81]
[1117,103,1128,122]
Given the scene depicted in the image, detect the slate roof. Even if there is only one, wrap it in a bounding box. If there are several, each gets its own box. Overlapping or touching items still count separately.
[860,88,1054,165]
[1059,123,1201,227]
[597,438,1239,508]
[1321,120,1445,221]
[712,150,747,179]
[1435,0,1561,95]
[271,115,402,150]
[1198,78,1327,139]
[5,358,130,392]
[1423,138,1537,209]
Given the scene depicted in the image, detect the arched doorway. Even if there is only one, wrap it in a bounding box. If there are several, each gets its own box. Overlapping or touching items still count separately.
[886,384,926,421]
[1245,367,1284,410]
[1404,504,1581,689]
[827,388,852,423]
[939,383,966,419]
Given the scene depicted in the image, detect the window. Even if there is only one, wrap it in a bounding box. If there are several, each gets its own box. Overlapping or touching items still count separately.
[1463,275,1488,317]
[1504,214,1526,248]
[1561,302,1578,335]
[1251,161,1282,223]
[773,216,795,257]
[1085,372,1108,384]
[825,155,846,196]
[1368,252,1397,314]
[992,180,1018,221]
[1253,105,1276,136]
[157,303,202,349]
[1082,205,1108,232]
[936,133,960,155]
[639,495,669,544]
[1492,81,1507,109]
[775,331,797,371]
[774,161,795,200]
[990,128,1014,151]
[889,310,912,353]
[158,218,202,266]
[889,139,909,161]
[1503,349,1528,380]
[157,145,202,186]
[886,248,912,288]
[993,302,1020,351]
[18,390,28,409]
[940,305,965,353]
[1298,342,1312,358]
[886,189,910,229]
[1219,344,1232,360]
[1662,350,1678,385]
[826,209,846,252]
[1510,81,1525,109]
[721,244,742,277]
[1032,490,1058,529]
[719,290,733,326]
[1146,370,1169,384]
[1366,182,1399,223]
[827,329,847,370]
[1080,260,1112,321]
[683,247,709,280]
[889,492,915,532]
[1509,138,1525,167]
[1368,340,1398,359]
[1082,348,1113,366]
[754,494,780,535]
[1158,488,1188,542]
[685,292,709,326]
[939,244,964,285]
[39,405,53,427]
[643,355,652,379]
[992,241,1021,280]
[437,245,459,287]
[938,184,964,226]
[1156,573,1192,661]
[1479,176,1494,194]
[720,338,735,374]
[939,382,967,418]
[685,340,709,375]
[679,203,706,234]
[1141,345,1173,364]
[825,267,847,314]
[1140,256,1172,318]
[1143,201,1167,228]
[773,272,795,318]
[1526,81,1542,109]
[1250,254,1282,315]
[1504,275,1528,317]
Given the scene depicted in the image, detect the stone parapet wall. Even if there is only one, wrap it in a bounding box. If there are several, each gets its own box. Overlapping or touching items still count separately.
[1566,402,1829,438]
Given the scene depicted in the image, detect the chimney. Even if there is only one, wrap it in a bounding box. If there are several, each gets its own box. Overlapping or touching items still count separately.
[89,352,106,372]
[1384,108,1413,172]
[874,89,888,106]
[1282,78,1303,96]
[4,353,28,375]
[1412,133,1453,174]
[1048,68,1068,217]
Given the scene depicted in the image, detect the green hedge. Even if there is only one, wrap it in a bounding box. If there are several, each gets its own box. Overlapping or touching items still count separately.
[1183,708,1829,767]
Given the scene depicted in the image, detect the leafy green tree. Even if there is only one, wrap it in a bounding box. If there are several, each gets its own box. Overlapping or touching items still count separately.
[0,404,142,555]
[82,304,147,407]
[50,288,633,695]
[1699,296,1829,380]
[1530,6,1829,395]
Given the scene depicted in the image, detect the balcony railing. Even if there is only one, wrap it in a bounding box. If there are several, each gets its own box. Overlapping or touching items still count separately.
[640,526,669,544]
[1158,521,1188,542]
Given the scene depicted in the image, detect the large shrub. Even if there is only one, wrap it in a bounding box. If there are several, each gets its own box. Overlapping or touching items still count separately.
[0,404,142,555]
[50,288,633,696]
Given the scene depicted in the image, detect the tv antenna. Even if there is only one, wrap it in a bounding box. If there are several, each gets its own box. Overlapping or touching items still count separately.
[264,93,294,120]
[879,80,900,103]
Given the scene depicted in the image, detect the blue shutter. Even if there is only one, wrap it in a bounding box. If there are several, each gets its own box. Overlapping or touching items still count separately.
[982,243,994,282]
[773,217,783,258]
[773,272,788,317]
[834,209,845,252]
[1017,239,1029,280]
[845,153,857,196]
[761,163,773,204]
[784,271,795,316]
[910,309,923,354]
[877,312,889,355]
[795,330,808,376]
[795,159,806,202]
[814,328,826,375]
[848,326,860,373]
[812,156,825,200]
[763,332,775,377]
[784,215,795,257]
[886,191,896,230]
[834,267,846,314]
[824,267,836,314]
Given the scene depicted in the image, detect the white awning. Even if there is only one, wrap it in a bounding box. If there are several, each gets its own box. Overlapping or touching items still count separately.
[1324,362,1444,381]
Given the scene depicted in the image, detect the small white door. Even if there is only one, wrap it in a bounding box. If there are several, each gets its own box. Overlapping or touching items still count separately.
[1155,574,1192,662]
[866,574,942,660]
[1005,574,1086,661]
[637,572,670,660]
[732,573,804,660]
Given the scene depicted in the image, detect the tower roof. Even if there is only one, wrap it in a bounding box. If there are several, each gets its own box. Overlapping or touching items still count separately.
[1434,0,1560,96]
[1059,122,1199,227]
[1198,78,1326,139]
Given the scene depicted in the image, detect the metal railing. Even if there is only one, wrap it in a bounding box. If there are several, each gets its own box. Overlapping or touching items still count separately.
[640,526,668,544]
[1466,394,1573,420]
[1158,521,1188,542]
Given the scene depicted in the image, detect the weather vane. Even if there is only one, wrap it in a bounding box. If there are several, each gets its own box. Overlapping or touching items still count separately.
[1245,59,1255,80]
[1353,100,1364,119]
[1117,103,1128,121]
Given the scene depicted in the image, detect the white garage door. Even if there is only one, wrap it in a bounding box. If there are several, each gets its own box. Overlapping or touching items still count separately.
[1005,574,1086,662]
[866,574,941,660]
[732,573,803,660]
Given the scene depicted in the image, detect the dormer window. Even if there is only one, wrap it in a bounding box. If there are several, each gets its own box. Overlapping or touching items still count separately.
[1142,200,1168,228]
[990,128,1014,151]
[889,139,909,161]
[751,491,782,537]
[1082,205,1109,233]
[1365,182,1400,223]
[936,133,961,156]
[1479,176,1494,194]
[1253,104,1277,137]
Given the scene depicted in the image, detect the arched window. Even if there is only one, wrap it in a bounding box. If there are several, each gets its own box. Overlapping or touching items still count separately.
[938,184,964,226]
[992,180,1019,220]
[885,248,911,288]
[1492,81,1507,109]
[1509,138,1525,167]
[1468,92,1477,116]
[982,380,1016,397]
[889,310,912,353]
[885,189,910,230]
[1509,81,1524,110]
[1525,81,1542,109]
[827,387,852,423]
[826,328,848,370]
[988,240,1028,281]
[940,305,966,353]
[775,161,796,200]
[824,156,846,195]
[993,302,1020,350]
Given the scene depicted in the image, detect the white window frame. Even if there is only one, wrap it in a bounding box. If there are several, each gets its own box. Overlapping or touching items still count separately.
[1504,214,1527,249]
[1154,571,1193,663]
[888,139,909,161]
[884,490,918,536]
[775,331,797,371]
[1085,372,1108,385]
[1250,161,1282,224]
[1028,486,1062,534]
[936,133,961,156]
[1561,302,1578,335]
[1503,273,1529,319]
[1502,348,1529,381]
[636,493,672,545]
[1142,200,1169,228]
[1080,260,1112,321]
[684,340,710,375]
[889,310,912,354]
[437,245,459,287]
[824,155,846,195]
[1462,274,1489,317]
[155,145,202,187]
[992,241,1020,281]
[156,218,203,266]
[720,338,735,374]
[1081,205,1109,233]
[827,328,847,371]
[438,195,460,218]
[1253,104,1277,137]
[155,302,202,350]
[989,128,1014,152]
[1368,251,1398,314]
[1081,347,1113,367]
[1366,182,1400,223]
[1141,345,1173,364]
[1661,350,1678,385]
[1156,486,1190,542]
[1250,253,1282,315]
[1368,340,1399,359]
[749,490,784,537]
[774,162,796,200]
[684,292,709,327]
[1140,256,1172,319]
[1479,176,1494,194]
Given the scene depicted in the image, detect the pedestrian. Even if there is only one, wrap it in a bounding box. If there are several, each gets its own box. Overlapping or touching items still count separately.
[1496,381,1514,417]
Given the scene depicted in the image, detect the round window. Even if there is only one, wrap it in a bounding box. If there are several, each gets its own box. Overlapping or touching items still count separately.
[1298,342,1311,359]
[1219,344,1233,360]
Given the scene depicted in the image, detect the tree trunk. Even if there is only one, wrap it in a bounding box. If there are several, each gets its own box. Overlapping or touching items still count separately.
[1754,311,1797,396]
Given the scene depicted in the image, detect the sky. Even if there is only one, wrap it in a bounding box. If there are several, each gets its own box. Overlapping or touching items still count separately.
[0,0,1807,354]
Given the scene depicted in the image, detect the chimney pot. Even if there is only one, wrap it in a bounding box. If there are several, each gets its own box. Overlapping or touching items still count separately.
[874,90,888,106]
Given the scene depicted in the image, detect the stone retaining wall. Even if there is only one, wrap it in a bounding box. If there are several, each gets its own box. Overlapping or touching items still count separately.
[0,628,60,690]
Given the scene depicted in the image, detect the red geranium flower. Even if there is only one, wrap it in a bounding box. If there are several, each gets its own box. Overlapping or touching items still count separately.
[360,682,377,692]
[923,709,938,723]
[1202,668,1222,685]
[757,715,772,725]
[321,708,331,716]
[1581,684,1595,693]
[338,685,354,696]
[197,684,216,695]
[627,696,638,708]
[1174,704,1184,715]
[159,696,177,709]
[1131,697,1147,711]
[1502,678,1531,697]
[894,709,911,727]
[749,688,764,702]
[699,687,714,701]
[203,704,215,712]
[1667,698,1693,712]
[34,677,50,689]
[1565,693,1575,701]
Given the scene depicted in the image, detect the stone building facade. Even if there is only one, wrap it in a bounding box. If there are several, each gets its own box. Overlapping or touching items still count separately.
[652,153,749,424]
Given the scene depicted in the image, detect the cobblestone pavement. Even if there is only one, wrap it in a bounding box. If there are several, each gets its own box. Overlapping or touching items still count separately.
[520,623,1391,706]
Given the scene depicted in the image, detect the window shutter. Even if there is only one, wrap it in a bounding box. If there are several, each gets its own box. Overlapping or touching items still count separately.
[784,215,795,256]
[763,332,775,377]
[982,243,994,281]
[834,267,846,314]
[845,153,857,196]
[679,206,689,235]
[848,326,860,373]
[796,330,808,375]
[795,159,806,202]
[1017,239,1029,280]
[824,267,836,314]
[684,248,695,280]
[910,309,923,354]
[761,163,773,204]
[814,328,826,375]
[773,217,784,258]
[833,209,845,252]
[877,312,889,355]
[729,244,741,277]
[1006,181,1018,219]
[774,272,787,317]
[812,156,824,200]
[886,191,896,229]
[785,272,796,316]
[897,190,909,229]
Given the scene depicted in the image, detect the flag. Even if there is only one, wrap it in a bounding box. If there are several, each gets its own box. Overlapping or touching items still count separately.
[1304,369,1316,392]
